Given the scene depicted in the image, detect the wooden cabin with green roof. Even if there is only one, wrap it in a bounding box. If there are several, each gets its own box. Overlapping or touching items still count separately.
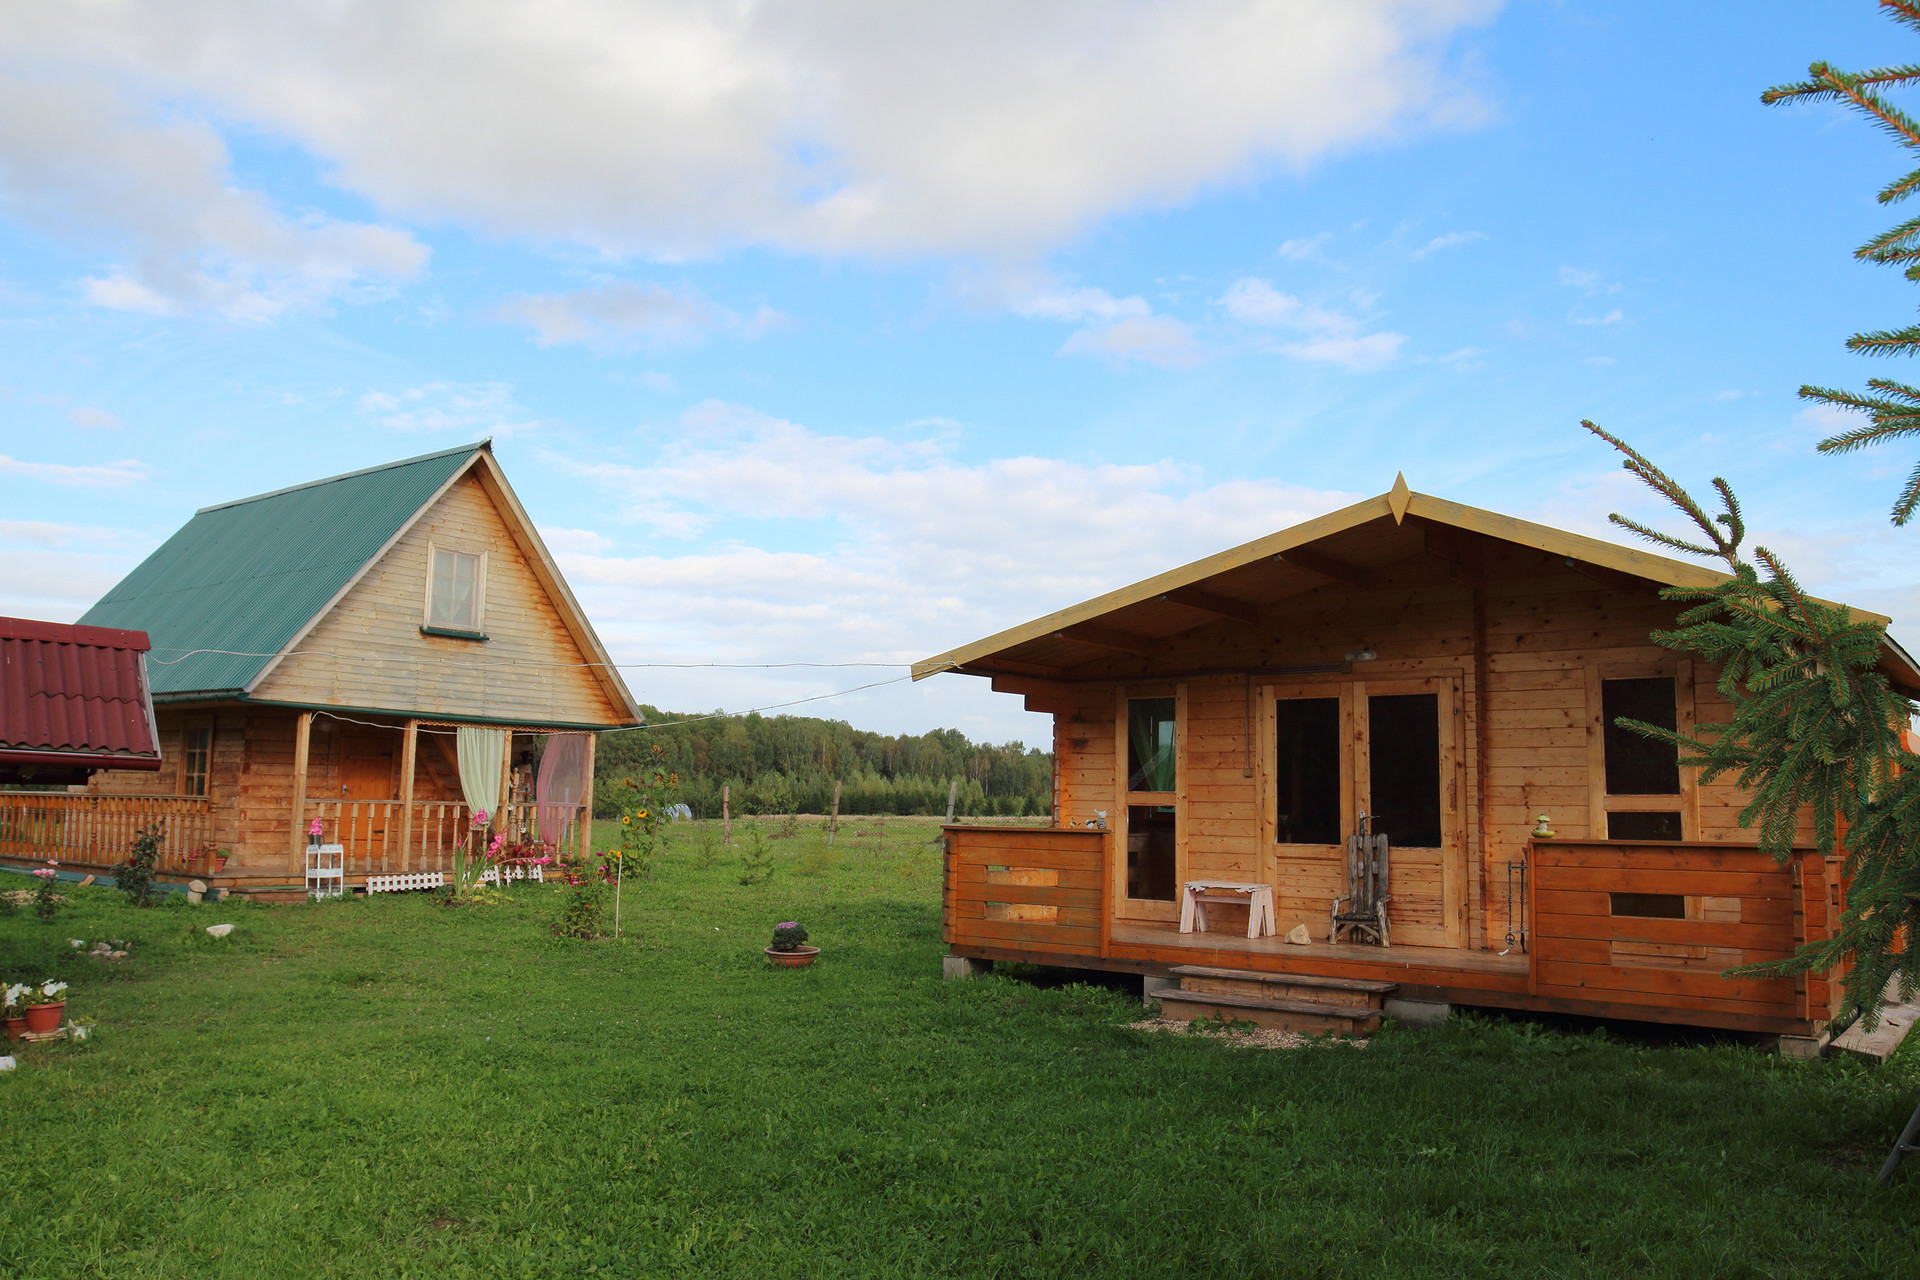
[917,477,1920,1039]
[5,441,640,894]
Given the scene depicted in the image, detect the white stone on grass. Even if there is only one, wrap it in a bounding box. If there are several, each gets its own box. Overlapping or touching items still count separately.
[204,924,234,939]
[0,1056,13,1071]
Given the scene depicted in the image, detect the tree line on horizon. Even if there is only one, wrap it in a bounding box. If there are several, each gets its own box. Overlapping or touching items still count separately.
[590,707,1053,820]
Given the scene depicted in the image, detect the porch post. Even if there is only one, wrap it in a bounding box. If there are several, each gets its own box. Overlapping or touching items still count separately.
[398,719,418,872]
[495,731,514,837]
[288,710,312,871]
[578,731,597,865]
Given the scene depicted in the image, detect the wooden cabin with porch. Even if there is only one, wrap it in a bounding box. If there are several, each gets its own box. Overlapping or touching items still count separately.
[0,441,639,895]
[915,476,1920,1039]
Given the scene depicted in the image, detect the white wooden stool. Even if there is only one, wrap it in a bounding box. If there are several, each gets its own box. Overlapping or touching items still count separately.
[1179,880,1278,939]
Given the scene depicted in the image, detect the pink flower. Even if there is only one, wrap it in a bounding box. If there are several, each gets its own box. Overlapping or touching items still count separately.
[470,810,489,829]
[308,819,324,836]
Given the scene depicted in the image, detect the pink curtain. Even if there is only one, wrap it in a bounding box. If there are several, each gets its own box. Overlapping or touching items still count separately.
[535,733,588,846]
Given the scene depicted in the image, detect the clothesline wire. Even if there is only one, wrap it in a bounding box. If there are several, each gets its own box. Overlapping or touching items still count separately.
[307,674,917,740]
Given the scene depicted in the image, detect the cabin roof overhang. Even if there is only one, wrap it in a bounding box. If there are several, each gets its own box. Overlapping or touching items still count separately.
[912,478,1920,697]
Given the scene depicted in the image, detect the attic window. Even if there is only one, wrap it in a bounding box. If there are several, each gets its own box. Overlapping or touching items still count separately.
[427,546,486,633]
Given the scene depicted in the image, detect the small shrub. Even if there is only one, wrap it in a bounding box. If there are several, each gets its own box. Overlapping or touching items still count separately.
[553,883,606,939]
[774,812,800,840]
[770,921,809,951]
[737,822,774,885]
[116,824,163,908]
[694,823,721,870]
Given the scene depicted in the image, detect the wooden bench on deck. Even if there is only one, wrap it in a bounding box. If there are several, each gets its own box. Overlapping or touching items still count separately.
[1179,880,1279,940]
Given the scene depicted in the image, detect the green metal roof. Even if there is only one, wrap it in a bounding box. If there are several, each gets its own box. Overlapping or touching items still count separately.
[80,442,485,698]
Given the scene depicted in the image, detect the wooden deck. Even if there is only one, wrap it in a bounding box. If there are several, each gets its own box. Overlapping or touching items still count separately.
[944,825,1839,1035]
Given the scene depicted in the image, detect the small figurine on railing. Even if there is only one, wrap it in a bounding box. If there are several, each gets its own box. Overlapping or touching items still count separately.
[1531,813,1556,840]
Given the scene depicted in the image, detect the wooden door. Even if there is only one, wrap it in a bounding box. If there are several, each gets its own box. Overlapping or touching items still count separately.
[1355,677,1466,948]
[1260,683,1354,937]
[339,748,394,864]
[1112,685,1186,922]
[1259,676,1467,948]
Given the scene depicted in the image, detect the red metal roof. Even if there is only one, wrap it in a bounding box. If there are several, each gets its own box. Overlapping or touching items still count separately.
[0,615,162,770]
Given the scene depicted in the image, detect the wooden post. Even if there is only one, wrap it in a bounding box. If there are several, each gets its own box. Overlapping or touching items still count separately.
[577,731,596,865]
[945,779,959,825]
[496,730,514,836]
[723,784,731,846]
[398,720,418,872]
[828,780,842,846]
[289,711,312,871]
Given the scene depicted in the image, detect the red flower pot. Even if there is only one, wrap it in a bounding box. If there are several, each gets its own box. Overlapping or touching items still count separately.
[764,945,820,968]
[24,1002,64,1034]
[4,1015,25,1040]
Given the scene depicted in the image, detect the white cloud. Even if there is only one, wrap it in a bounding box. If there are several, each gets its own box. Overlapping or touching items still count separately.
[537,526,615,555]
[1,1,1501,261]
[0,454,149,488]
[1410,229,1486,260]
[494,280,786,351]
[1217,276,1407,370]
[1713,389,1750,402]
[1428,345,1487,369]
[0,74,426,319]
[550,401,1356,728]
[1582,355,1617,366]
[1011,285,1200,369]
[1277,231,1335,261]
[67,407,121,430]
[1056,314,1204,369]
[1569,308,1625,326]
[1558,265,1602,291]
[357,382,542,435]
[0,519,154,619]
[1795,403,1859,437]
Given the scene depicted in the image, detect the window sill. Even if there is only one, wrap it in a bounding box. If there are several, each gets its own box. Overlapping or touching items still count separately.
[419,625,489,642]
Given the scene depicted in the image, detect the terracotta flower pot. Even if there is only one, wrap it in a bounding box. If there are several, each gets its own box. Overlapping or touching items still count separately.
[764,945,820,967]
[4,1015,24,1040]
[213,857,229,873]
[24,1002,64,1034]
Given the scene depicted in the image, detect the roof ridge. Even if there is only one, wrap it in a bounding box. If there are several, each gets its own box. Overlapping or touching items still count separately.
[194,440,490,514]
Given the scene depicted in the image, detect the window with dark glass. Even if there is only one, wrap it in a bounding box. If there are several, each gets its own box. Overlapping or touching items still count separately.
[1602,677,1679,795]
[183,726,212,797]
[1275,697,1341,845]
[1126,698,1176,793]
[1608,811,1683,841]
[1367,693,1442,848]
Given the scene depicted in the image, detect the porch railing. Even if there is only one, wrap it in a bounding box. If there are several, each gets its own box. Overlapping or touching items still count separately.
[944,825,1107,960]
[1528,840,1836,1030]
[0,792,212,875]
[302,800,580,877]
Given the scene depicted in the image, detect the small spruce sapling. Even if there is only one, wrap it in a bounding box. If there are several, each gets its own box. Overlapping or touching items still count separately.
[737,821,774,885]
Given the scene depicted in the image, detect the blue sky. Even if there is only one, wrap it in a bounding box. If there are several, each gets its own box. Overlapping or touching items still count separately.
[4,1,1919,744]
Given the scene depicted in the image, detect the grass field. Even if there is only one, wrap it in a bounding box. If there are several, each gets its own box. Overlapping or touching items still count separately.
[3,815,1919,1279]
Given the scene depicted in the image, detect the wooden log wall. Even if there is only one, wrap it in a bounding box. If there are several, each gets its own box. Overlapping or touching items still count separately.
[1038,540,1819,956]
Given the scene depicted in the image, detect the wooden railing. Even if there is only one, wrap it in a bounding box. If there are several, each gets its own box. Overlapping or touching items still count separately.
[944,825,1107,960]
[1529,840,1836,1033]
[302,800,575,876]
[0,792,212,874]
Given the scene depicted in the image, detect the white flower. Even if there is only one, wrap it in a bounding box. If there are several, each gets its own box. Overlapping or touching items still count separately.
[2,984,25,1008]
[39,981,65,1000]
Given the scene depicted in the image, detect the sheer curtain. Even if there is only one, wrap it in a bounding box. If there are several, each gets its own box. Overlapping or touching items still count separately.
[535,733,587,845]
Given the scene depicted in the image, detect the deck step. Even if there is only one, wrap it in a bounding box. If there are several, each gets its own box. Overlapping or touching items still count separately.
[1154,987,1382,1035]
[1168,964,1396,1011]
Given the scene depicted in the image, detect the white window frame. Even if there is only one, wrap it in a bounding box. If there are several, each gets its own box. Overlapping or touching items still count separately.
[422,542,488,633]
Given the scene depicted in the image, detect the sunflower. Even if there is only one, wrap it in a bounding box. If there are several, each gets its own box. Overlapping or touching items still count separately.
[620,815,631,826]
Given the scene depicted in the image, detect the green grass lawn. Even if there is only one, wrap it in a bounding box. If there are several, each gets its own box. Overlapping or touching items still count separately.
[3,816,1919,1279]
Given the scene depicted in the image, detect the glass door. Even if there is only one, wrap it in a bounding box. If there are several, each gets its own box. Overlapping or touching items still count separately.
[1116,690,1182,921]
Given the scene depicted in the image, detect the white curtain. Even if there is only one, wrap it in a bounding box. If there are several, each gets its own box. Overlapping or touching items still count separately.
[456,726,508,819]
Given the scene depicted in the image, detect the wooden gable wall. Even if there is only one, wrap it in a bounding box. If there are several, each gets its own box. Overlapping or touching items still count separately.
[251,470,620,725]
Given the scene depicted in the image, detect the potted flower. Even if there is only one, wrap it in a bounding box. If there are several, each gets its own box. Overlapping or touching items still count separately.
[20,980,67,1034]
[3,984,27,1040]
[211,848,231,873]
[765,921,819,967]
[308,818,324,849]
